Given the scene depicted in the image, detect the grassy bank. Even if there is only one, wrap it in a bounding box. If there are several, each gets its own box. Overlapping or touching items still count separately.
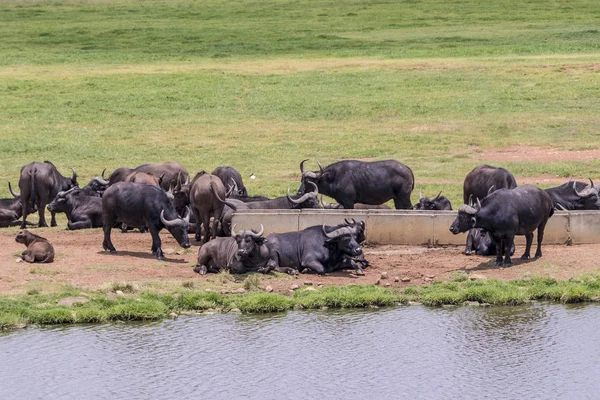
[1,0,599,206]
[2,276,600,330]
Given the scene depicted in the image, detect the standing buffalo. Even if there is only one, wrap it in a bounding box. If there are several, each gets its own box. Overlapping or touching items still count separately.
[263,222,365,275]
[102,182,190,259]
[298,159,414,209]
[193,224,270,275]
[463,164,517,204]
[189,172,226,244]
[545,180,600,210]
[47,187,103,230]
[18,161,78,228]
[413,190,452,210]
[450,185,553,266]
[212,166,247,197]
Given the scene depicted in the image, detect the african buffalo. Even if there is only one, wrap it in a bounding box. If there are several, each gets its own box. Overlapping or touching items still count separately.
[0,183,30,227]
[545,180,600,211]
[463,164,517,204]
[18,161,78,228]
[450,185,553,266]
[124,171,163,186]
[413,190,452,210]
[298,159,414,209]
[189,172,226,244]
[464,228,515,256]
[96,162,188,191]
[212,166,248,197]
[102,182,190,259]
[47,187,103,230]
[263,222,365,275]
[320,197,391,210]
[15,230,54,263]
[193,224,270,274]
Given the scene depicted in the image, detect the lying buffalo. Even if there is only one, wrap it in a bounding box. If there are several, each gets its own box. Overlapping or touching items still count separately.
[299,159,414,209]
[15,230,54,263]
[0,183,30,227]
[193,224,270,275]
[320,197,391,210]
[545,180,600,211]
[18,161,78,228]
[413,190,452,210]
[102,182,190,259]
[465,228,514,257]
[47,187,103,230]
[450,185,553,266]
[263,222,365,275]
[463,164,517,204]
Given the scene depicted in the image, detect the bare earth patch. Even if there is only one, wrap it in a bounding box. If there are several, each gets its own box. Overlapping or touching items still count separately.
[1,229,599,295]
[479,146,600,163]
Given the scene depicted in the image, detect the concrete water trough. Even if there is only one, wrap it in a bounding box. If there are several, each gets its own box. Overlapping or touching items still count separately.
[231,209,600,246]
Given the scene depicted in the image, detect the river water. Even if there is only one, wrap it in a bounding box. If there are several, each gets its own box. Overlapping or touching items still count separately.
[1,303,599,399]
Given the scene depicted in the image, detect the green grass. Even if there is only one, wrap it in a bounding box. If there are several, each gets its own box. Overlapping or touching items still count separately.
[3,277,600,330]
[0,0,599,208]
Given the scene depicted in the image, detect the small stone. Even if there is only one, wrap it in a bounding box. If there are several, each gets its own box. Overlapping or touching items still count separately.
[15,258,22,263]
[290,284,300,291]
[426,274,436,279]
[317,282,323,286]
[168,312,178,319]
[304,281,314,286]
[375,279,381,286]
[115,290,125,296]
[235,288,246,294]
[380,272,388,279]
[464,301,480,307]
[408,301,422,306]
[265,285,273,293]
[57,297,89,307]
[220,289,230,294]
[384,283,391,288]
[230,308,241,314]
[394,276,399,282]
[401,277,411,283]
[469,274,487,281]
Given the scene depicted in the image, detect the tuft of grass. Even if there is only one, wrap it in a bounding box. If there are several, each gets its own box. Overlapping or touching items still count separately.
[243,274,261,291]
[181,281,195,290]
[105,299,167,321]
[109,282,138,294]
[232,292,292,314]
[293,285,400,309]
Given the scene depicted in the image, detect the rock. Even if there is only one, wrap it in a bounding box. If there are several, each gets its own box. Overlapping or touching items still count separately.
[168,312,178,319]
[304,281,314,286]
[220,289,230,294]
[380,272,388,279]
[290,284,300,291]
[265,285,273,293]
[426,274,436,279]
[107,292,117,301]
[464,301,480,307]
[394,276,399,282]
[384,283,391,288]
[15,258,22,263]
[375,279,381,286]
[115,290,125,296]
[317,282,323,286]
[230,308,241,314]
[401,277,411,283]
[469,274,487,281]
[57,297,89,307]
[235,288,246,294]
[408,301,422,306]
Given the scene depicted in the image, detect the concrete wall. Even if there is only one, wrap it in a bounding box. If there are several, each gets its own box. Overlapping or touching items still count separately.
[231,210,600,245]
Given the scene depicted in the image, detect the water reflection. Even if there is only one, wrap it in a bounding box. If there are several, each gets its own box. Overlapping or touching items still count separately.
[1,304,600,399]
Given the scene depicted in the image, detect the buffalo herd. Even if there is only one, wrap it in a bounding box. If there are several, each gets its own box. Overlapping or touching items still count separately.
[1,159,599,271]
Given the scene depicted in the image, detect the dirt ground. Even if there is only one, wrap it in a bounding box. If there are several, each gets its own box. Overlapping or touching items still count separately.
[1,228,599,295]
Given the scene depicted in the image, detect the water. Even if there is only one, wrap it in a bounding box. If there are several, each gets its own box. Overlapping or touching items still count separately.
[1,304,599,400]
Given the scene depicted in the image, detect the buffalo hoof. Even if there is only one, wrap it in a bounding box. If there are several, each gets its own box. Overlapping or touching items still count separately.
[503,262,512,267]
[464,250,473,256]
[354,268,365,276]
[520,255,530,260]
[38,222,48,228]
[193,265,207,275]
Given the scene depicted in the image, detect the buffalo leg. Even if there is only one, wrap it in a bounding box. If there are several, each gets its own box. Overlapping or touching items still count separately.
[20,203,29,229]
[37,202,48,228]
[67,219,93,230]
[21,250,35,263]
[393,196,412,210]
[521,233,534,260]
[534,222,547,259]
[493,236,503,266]
[102,219,117,253]
[302,261,326,275]
[503,234,515,266]
[192,208,202,242]
[464,230,475,255]
[50,209,57,227]
[149,226,164,260]
[202,214,210,244]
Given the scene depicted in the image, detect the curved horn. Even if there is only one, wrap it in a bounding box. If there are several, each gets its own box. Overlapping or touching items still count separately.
[249,224,265,239]
[183,206,191,223]
[468,194,474,207]
[101,168,107,179]
[8,182,19,198]
[589,178,594,188]
[160,210,182,228]
[211,183,238,210]
[287,181,318,204]
[93,176,110,186]
[487,185,495,196]
[184,174,190,185]
[230,223,238,237]
[300,159,309,174]
[418,189,423,201]
[557,203,569,211]
[226,183,234,197]
[573,180,593,198]
[433,190,442,200]
[476,198,482,212]
[70,167,77,182]
[316,160,324,174]
[322,224,354,239]
[158,173,165,186]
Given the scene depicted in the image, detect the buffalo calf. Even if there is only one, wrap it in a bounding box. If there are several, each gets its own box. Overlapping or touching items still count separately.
[15,230,54,263]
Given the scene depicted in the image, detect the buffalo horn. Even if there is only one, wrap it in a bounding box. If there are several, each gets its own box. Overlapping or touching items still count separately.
[557,203,569,211]
[434,191,442,200]
[468,194,474,207]
[322,224,354,239]
[183,206,191,223]
[316,160,324,174]
[160,210,182,228]
[287,181,318,204]
[418,189,423,201]
[101,168,107,179]
[230,223,238,237]
[300,159,309,174]
[249,224,265,239]
[300,159,320,179]
[8,182,19,198]
[476,198,482,212]
[487,185,495,196]
[574,180,596,198]
[70,167,77,182]
[589,178,595,188]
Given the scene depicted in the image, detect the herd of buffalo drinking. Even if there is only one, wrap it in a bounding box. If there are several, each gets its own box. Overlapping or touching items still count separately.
[2,159,599,275]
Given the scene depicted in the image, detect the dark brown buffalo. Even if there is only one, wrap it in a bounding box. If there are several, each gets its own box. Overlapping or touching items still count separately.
[414,190,452,210]
[15,230,55,263]
[95,162,188,192]
[18,161,78,228]
[124,171,162,186]
[189,172,226,244]
[463,164,517,204]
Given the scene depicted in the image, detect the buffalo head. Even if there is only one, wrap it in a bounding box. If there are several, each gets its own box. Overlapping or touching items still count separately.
[322,224,363,258]
[231,223,267,257]
[160,208,191,248]
[297,159,325,194]
[414,190,452,211]
[450,197,480,234]
[573,179,600,209]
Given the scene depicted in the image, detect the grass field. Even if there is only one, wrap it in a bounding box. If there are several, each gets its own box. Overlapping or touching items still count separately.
[1,0,600,205]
